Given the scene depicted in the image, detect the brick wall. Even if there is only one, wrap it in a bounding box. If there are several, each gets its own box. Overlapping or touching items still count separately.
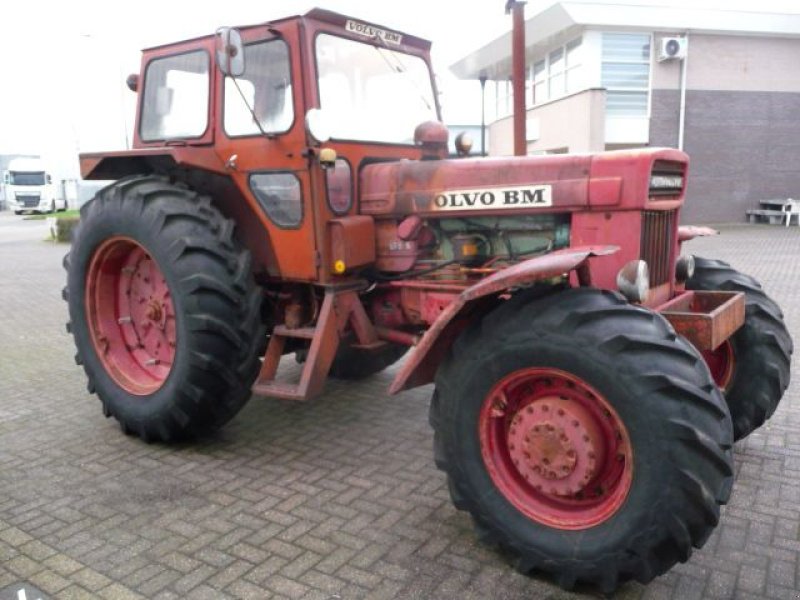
[651,89,800,224]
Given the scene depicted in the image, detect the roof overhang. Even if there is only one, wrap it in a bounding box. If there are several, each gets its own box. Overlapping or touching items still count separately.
[451,1,800,80]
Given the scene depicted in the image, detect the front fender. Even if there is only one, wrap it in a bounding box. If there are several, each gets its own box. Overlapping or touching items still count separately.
[678,225,718,243]
[389,245,619,394]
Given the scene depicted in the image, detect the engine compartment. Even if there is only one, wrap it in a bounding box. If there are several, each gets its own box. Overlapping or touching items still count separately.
[374,214,571,278]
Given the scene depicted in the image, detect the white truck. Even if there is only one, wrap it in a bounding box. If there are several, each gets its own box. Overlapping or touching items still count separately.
[3,157,68,214]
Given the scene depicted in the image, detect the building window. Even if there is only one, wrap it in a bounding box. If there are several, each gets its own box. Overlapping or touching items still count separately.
[532,60,546,105]
[565,38,583,93]
[601,33,651,116]
[548,47,565,99]
[496,78,515,119]
[531,37,582,105]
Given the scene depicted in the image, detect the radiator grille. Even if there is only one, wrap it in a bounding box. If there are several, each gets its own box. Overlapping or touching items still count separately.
[16,195,40,208]
[640,210,676,287]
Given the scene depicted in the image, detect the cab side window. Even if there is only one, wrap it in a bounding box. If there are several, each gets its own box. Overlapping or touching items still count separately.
[224,40,293,136]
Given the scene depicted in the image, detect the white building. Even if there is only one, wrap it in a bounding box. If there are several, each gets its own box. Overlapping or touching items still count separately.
[451,1,800,222]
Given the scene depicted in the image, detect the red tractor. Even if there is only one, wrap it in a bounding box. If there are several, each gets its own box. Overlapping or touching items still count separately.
[64,8,792,592]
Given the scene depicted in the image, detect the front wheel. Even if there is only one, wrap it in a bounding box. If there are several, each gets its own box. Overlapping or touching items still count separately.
[430,288,733,592]
[64,176,265,442]
[687,256,793,439]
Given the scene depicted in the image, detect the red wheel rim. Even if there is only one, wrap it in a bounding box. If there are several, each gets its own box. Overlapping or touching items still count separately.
[702,341,735,391]
[479,368,633,530]
[85,237,176,395]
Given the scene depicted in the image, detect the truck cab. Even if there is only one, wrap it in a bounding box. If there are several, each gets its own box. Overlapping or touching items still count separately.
[5,157,66,214]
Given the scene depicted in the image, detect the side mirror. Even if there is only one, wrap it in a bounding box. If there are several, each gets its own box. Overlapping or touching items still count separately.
[46,174,52,184]
[2,173,9,184]
[216,27,245,77]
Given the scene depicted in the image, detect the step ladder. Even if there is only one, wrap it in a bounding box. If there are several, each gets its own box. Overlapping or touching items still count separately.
[251,292,339,401]
[251,288,382,401]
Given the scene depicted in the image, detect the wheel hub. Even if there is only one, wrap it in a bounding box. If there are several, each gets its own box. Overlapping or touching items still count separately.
[702,340,735,392]
[86,237,176,395]
[508,397,605,497]
[145,300,164,326]
[479,368,633,530]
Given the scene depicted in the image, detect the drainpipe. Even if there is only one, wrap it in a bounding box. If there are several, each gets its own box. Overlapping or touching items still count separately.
[678,33,689,151]
[479,74,488,156]
[506,0,527,156]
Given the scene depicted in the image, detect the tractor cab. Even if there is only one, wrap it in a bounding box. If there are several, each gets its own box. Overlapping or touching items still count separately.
[85,10,440,283]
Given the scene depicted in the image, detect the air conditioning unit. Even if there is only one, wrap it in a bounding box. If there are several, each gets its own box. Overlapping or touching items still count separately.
[658,37,687,61]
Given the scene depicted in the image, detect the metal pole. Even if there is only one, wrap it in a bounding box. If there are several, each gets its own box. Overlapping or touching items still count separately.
[506,0,527,156]
[678,34,689,151]
[479,75,488,156]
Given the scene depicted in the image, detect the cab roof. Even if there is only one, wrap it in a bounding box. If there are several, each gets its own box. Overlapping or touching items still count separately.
[143,8,431,52]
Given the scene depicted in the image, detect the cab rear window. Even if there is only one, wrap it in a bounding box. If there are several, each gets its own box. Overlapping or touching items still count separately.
[140,51,209,142]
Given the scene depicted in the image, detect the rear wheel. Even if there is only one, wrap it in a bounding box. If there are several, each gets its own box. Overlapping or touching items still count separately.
[430,288,733,592]
[64,175,264,441]
[687,256,793,439]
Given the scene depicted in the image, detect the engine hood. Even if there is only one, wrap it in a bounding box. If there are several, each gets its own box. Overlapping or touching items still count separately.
[359,147,689,216]
[360,154,592,217]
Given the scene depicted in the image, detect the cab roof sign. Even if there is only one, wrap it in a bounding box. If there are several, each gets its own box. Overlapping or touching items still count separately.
[345,19,403,46]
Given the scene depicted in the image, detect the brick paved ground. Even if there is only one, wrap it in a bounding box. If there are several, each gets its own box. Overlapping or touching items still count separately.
[0,215,798,599]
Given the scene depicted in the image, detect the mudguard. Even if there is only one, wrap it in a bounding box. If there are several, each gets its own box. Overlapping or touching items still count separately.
[678,225,718,243]
[389,245,619,394]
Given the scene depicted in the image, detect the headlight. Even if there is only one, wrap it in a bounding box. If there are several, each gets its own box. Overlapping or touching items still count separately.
[454,131,473,157]
[675,255,695,282]
[617,260,650,303]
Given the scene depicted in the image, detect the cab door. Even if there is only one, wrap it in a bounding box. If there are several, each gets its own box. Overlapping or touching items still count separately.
[213,23,319,282]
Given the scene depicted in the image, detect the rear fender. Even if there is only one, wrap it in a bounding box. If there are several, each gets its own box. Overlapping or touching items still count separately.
[389,245,619,394]
[79,148,226,180]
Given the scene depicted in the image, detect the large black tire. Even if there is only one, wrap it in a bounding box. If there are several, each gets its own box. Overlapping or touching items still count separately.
[430,288,733,592]
[328,338,408,380]
[64,175,264,442]
[687,256,793,440]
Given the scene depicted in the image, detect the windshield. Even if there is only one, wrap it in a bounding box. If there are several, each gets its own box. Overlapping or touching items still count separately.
[9,171,45,186]
[316,34,438,144]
